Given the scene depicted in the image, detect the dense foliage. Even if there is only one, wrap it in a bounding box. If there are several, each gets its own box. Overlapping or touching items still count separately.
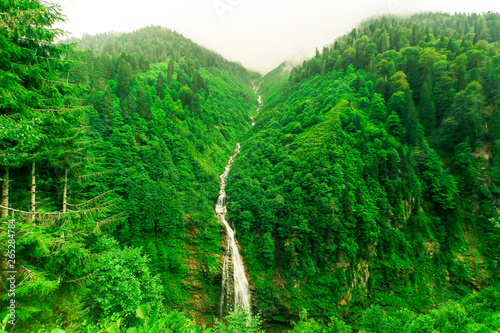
[65,26,259,326]
[226,12,500,327]
[1,2,500,332]
[1,2,257,331]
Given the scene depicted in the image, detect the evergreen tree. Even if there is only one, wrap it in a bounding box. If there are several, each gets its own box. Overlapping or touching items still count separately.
[402,90,420,145]
[489,107,500,141]
[308,57,322,76]
[167,59,175,83]
[156,72,166,99]
[419,74,436,135]
[117,56,133,98]
[370,93,387,123]
[137,87,152,120]
[93,79,114,128]
[388,91,407,118]
[0,0,82,216]
[386,111,406,141]
[389,71,410,96]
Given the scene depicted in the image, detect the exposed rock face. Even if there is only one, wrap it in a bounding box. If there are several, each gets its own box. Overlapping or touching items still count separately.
[182,224,223,326]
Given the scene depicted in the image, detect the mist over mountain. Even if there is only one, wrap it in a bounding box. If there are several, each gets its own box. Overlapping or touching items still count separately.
[55,0,500,74]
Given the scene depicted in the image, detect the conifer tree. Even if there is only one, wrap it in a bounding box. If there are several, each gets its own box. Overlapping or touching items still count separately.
[370,93,387,123]
[489,107,500,141]
[420,74,436,135]
[156,72,165,99]
[386,111,406,141]
[117,56,133,98]
[167,59,175,83]
[0,0,72,216]
[95,87,114,128]
[402,90,420,145]
[137,87,152,120]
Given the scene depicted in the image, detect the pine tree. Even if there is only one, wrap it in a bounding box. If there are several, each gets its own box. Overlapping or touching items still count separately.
[308,57,322,76]
[137,87,152,120]
[420,74,436,135]
[473,33,479,45]
[156,72,165,99]
[43,107,88,213]
[386,111,406,141]
[370,93,387,123]
[0,1,120,329]
[489,107,500,141]
[0,0,72,216]
[191,71,200,92]
[388,91,407,118]
[93,79,114,128]
[389,71,410,96]
[402,90,420,145]
[117,56,133,98]
[167,59,175,83]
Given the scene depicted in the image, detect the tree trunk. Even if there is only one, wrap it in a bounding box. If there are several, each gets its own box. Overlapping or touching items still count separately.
[1,168,9,218]
[62,168,68,213]
[30,161,36,220]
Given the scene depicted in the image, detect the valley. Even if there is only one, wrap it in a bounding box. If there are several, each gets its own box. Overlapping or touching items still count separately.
[0,3,500,332]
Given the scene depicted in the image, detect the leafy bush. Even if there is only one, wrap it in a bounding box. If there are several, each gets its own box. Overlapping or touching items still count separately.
[290,310,351,333]
[92,238,164,324]
[211,310,264,333]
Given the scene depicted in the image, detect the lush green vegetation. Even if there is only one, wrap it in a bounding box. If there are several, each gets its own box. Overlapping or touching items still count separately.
[226,12,500,329]
[1,1,499,332]
[0,1,257,331]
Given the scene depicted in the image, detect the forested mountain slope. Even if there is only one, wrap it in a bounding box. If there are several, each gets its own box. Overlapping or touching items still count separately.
[65,25,260,324]
[1,16,258,330]
[2,3,500,332]
[226,12,500,328]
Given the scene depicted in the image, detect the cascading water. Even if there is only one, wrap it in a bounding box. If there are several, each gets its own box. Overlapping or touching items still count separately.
[217,143,251,318]
[251,85,262,126]
[218,85,262,318]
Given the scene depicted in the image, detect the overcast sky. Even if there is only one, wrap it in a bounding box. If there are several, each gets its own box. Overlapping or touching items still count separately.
[55,0,500,74]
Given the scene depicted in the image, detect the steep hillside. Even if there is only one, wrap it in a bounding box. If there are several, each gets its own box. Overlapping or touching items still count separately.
[227,12,500,329]
[0,21,259,330]
[68,26,260,325]
[2,3,500,332]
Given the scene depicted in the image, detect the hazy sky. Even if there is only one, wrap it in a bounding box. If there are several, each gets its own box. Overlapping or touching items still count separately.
[55,0,500,74]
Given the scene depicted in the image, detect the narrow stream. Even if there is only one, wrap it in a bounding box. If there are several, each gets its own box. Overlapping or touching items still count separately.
[217,142,251,317]
[252,85,262,126]
[218,85,262,318]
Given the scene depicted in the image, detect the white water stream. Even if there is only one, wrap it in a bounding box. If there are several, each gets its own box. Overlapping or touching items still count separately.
[251,85,262,126]
[218,85,262,318]
[217,142,251,317]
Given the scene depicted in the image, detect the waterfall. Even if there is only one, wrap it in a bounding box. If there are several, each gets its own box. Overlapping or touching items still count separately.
[218,85,262,318]
[217,143,251,318]
[251,85,262,127]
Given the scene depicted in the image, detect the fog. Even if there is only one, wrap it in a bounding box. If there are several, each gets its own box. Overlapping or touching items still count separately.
[55,0,500,74]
